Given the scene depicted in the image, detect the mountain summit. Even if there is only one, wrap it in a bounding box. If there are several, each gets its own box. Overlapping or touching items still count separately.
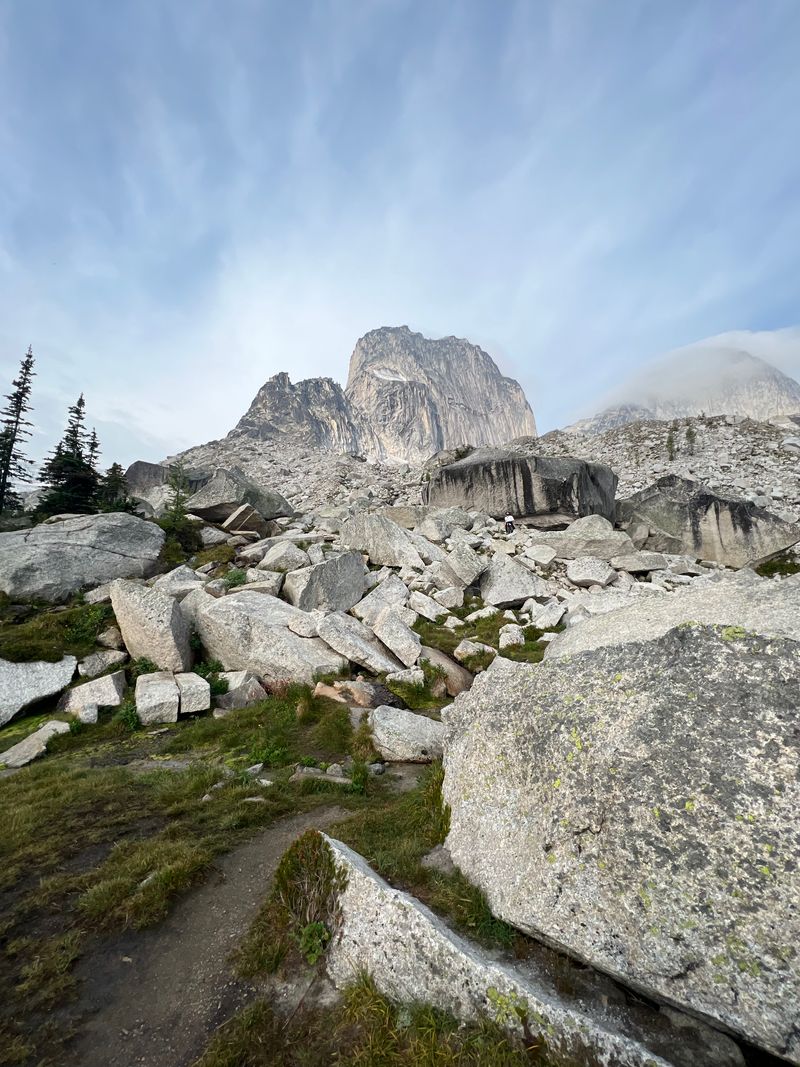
[230,326,537,463]
[568,331,800,434]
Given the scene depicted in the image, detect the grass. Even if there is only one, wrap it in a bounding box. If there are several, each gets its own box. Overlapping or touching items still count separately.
[195,975,535,1066]
[0,601,114,663]
[413,601,562,668]
[755,551,800,578]
[386,660,448,712]
[194,542,236,568]
[0,682,376,1065]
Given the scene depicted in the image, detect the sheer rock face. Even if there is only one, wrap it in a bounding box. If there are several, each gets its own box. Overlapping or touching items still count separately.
[423,449,618,521]
[227,326,537,464]
[443,631,800,1061]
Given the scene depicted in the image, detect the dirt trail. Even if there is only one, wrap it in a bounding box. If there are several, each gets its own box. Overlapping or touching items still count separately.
[62,806,347,1067]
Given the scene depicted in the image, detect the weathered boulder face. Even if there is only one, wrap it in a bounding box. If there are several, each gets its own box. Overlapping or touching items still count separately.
[340,512,424,569]
[617,476,800,568]
[0,513,165,602]
[193,591,346,683]
[0,656,77,726]
[186,467,293,523]
[368,705,445,762]
[110,580,193,673]
[423,450,617,521]
[546,570,800,659]
[282,551,366,613]
[443,633,800,1060]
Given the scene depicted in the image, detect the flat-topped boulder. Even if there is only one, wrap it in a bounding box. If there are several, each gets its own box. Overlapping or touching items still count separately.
[423,450,617,521]
[617,475,800,568]
[0,513,165,602]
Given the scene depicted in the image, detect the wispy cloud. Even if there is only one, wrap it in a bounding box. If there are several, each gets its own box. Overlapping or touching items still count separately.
[1,0,799,468]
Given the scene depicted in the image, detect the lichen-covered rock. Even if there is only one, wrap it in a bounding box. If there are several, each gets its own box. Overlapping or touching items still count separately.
[443,630,800,1060]
[325,837,741,1067]
[616,476,800,568]
[0,656,77,726]
[368,705,445,761]
[423,449,617,521]
[546,569,800,659]
[110,580,193,672]
[0,720,71,768]
[0,513,165,602]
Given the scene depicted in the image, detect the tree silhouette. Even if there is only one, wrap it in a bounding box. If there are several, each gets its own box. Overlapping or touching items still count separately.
[0,345,36,513]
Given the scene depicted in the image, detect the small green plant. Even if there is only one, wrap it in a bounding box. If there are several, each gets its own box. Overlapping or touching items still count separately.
[296,920,330,964]
[685,424,696,454]
[127,657,159,681]
[114,697,140,732]
[222,567,247,589]
[756,551,800,578]
[194,658,229,696]
[666,428,676,461]
[350,758,369,796]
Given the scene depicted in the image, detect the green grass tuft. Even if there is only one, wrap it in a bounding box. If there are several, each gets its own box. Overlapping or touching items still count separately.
[0,602,114,663]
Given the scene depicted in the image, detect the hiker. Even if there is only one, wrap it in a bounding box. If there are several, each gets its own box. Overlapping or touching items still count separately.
[504,514,515,534]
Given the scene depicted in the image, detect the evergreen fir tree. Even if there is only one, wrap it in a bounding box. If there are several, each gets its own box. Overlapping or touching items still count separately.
[38,395,101,516]
[0,345,36,514]
[98,462,134,511]
[87,428,101,472]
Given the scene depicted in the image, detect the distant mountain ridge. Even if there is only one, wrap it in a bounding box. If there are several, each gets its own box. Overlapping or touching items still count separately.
[568,333,800,435]
[228,325,537,463]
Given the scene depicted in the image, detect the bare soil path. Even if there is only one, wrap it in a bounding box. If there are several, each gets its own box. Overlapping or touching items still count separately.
[61,806,347,1067]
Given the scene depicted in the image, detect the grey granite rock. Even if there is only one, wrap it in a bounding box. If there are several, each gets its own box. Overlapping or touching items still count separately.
[57,670,127,713]
[0,655,77,726]
[0,513,165,602]
[0,720,71,768]
[367,705,445,761]
[372,608,422,667]
[111,580,193,672]
[480,554,548,607]
[135,672,180,724]
[281,551,366,612]
[340,512,424,569]
[443,630,800,1060]
[317,612,402,675]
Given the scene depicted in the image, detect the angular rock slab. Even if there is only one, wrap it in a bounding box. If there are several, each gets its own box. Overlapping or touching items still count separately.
[326,837,728,1067]
[372,608,421,667]
[423,449,618,521]
[78,649,128,678]
[0,513,165,602]
[351,573,409,626]
[565,557,616,588]
[340,512,424,569]
[57,670,127,713]
[368,705,444,761]
[175,672,211,714]
[135,672,180,724]
[317,613,402,675]
[194,591,346,684]
[0,720,71,768]
[281,551,365,613]
[480,554,548,607]
[617,476,800,568]
[0,655,77,727]
[531,514,635,561]
[546,570,800,659]
[443,631,800,1060]
[186,467,292,523]
[111,580,193,672]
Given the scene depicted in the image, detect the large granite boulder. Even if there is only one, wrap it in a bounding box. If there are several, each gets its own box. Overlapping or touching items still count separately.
[617,476,800,568]
[0,513,165,602]
[0,655,77,726]
[186,467,293,523]
[546,570,800,659]
[340,512,424,569]
[110,580,193,672]
[423,450,617,521]
[281,551,366,613]
[529,514,635,561]
[443,631,800,1060]
[479,554,548,607]
[368,705,445,761]
[193,590,346,684]
[317,612,402,675]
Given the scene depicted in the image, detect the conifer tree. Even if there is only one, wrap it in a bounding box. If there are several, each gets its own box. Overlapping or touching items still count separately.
[98,462,134,511]
[38,395,101,516]
[0,345,36,513]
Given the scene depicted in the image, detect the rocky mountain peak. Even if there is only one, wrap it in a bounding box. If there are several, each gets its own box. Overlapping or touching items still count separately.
[226,326,537,464]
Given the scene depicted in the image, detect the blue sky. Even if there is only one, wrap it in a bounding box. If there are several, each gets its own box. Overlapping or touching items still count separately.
[1,0,799,467]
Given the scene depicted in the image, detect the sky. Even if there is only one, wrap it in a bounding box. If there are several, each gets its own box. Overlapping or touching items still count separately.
[1,0,799,470]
